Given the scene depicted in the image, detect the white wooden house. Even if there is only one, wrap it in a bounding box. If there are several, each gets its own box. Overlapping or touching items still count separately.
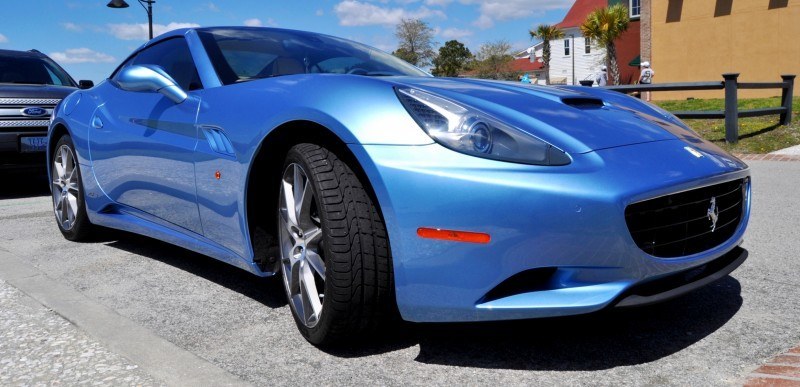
[520,0,608,86]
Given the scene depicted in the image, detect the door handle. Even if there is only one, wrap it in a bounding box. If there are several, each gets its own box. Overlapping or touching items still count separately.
[91,115,103,129]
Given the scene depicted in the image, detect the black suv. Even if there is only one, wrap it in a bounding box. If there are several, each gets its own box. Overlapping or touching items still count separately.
[0,49,92,168]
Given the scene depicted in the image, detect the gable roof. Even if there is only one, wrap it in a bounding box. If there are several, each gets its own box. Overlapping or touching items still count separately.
[509,58,544,72]
[555,0,607,29]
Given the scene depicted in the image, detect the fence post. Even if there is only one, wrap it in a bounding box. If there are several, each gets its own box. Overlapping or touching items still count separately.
[780,74,795,125]
[723,73,740,143]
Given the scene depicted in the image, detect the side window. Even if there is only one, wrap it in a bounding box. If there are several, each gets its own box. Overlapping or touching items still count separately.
[584,38,591,54]
[564,39,570,56]
[130,38,203,91]
[45,67,65,86]
[110,55,136,81]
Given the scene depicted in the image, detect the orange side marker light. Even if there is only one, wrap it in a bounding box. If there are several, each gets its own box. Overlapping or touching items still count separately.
[215,170,221,180]
[417,227,491,244]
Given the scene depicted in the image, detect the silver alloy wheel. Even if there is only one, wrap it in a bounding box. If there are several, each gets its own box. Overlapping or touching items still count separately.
[52,144,80,231]
[279,163,326,328]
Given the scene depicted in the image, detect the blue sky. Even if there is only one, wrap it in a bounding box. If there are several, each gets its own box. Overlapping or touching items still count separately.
[0,0,574,82]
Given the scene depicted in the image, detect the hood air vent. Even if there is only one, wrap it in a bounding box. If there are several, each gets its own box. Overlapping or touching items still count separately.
[561,97,604,109]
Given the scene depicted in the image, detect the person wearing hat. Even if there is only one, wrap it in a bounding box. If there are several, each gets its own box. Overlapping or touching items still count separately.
[639,61,655,101]
[595,65,608,86]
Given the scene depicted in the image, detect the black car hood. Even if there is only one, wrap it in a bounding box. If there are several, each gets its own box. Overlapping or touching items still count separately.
[0,84,78,99]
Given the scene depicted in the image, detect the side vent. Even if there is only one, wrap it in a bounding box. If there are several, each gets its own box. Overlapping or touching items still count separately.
[561,97,604,109]
[201,126,235,156]
[480,267,557,303]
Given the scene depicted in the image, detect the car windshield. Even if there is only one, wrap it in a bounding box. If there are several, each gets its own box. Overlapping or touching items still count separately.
[197,28,429,85]
[0,55,75,86]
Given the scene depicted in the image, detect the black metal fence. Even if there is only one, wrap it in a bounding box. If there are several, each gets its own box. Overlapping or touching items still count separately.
[603,74,795,143]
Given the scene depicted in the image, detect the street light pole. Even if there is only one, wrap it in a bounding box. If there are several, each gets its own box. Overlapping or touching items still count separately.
[107,0,156,40]
[569,34,575,85]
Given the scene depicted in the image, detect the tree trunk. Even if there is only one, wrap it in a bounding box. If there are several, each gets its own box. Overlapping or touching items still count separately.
[607,42,621,85]
[543,41,551,85]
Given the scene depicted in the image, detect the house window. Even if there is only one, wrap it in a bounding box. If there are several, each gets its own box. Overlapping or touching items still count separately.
[585,38,591,54]
[630,0,641,18]
[564,39,570,56]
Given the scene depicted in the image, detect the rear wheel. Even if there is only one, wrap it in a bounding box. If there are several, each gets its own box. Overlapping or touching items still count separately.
[51,135,93,241]
[278,143,393,345]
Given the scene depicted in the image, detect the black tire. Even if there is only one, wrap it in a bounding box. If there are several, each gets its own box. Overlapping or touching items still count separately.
[51,135,94,241]
[279,143,394,346]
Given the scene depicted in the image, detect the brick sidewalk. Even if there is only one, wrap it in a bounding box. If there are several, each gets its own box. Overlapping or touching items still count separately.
[745,345,800,386]
[735,154,800,162]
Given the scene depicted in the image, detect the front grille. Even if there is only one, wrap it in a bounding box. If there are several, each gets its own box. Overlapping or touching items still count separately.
[0,119,50,127]
[0,98,61,105]
[0,100,58,132]
[625,178,746,258]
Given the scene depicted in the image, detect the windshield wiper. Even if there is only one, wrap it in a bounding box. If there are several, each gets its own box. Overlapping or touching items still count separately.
[364,72,400,77]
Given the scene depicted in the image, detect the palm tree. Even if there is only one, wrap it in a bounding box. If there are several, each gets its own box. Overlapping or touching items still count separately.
[529,24,564,85]
[580,4,630,85]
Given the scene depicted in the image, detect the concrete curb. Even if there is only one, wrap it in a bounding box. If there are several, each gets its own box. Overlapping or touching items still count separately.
[0,247,252,387]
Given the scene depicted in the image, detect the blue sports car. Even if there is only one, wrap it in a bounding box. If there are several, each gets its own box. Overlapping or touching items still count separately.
[48,27,750,345]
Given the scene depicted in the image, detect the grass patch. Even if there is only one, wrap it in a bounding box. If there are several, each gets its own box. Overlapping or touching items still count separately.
[654,96,800,154]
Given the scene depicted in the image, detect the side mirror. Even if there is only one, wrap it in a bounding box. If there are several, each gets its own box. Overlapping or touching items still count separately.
[78,80,94,89]
[115,64,187,104]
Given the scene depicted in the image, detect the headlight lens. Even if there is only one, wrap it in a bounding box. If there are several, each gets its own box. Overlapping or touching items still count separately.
[396,88,570,165]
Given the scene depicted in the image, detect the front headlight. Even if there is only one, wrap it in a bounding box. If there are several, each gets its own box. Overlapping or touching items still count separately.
[396,88,570,165]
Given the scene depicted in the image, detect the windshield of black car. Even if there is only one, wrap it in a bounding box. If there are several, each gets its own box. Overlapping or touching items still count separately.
[197,28,429,85]
[0,56,75,86]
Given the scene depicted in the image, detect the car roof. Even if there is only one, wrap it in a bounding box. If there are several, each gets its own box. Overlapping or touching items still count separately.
[0,49,48,59]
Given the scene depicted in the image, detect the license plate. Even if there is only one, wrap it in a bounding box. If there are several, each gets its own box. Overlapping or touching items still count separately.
[20,136,48,153]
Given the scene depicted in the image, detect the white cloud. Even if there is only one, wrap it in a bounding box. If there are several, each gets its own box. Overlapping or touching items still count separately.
[49,48,115,64]
[206,2,220,12]
[0,34,7,43]
[316,9,324,16]
[243,18,262,27]
[461,0,573,29]
[62,22,83,32]
[334,0,445,26]
[107,22,201,41]
[425,0,452,6]
[440,27,472,40]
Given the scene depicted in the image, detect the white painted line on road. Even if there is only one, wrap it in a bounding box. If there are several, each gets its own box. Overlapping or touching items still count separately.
[0,247,252,387]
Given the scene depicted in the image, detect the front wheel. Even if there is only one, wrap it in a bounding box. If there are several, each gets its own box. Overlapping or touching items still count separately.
[51,135,94,241]
[278,143,394,346]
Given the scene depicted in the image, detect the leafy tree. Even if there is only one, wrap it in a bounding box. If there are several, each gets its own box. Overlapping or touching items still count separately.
[393,18,436,67]
[392,47,418,66]
[580,4,630,85]
[474,40,514,80]
[431,40,472,77]
[529,24,564,85]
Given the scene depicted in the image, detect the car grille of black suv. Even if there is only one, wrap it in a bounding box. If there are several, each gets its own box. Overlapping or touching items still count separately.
[625,178,747,258]
[0,98,59,132]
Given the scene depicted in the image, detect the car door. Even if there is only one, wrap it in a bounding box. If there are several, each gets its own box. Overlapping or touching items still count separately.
[90,37,204,234]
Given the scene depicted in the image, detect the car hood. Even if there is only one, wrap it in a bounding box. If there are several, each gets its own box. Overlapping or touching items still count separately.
[0,84,78,100]
[389,77,684,154]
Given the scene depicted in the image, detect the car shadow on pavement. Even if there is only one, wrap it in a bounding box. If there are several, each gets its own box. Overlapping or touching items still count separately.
[104,232,288,309]
[100,230,743,369]
[0,168,50,199]
[407,277,742,370]
[324,276,743,370]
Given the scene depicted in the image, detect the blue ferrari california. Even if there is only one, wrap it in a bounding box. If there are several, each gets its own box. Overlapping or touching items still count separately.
[48,27,750,345]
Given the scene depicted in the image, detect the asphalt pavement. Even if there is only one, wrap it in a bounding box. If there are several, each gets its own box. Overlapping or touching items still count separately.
[0,161,798,386]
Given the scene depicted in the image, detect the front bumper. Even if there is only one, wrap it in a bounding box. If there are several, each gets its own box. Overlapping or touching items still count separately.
[350,139,751,322]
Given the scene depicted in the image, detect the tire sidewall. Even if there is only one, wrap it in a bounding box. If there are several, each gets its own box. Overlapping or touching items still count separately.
[51,135,90,241]
[279,146,337,344]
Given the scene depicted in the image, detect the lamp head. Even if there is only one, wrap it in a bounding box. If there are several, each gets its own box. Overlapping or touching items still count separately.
[107,0,130,9]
